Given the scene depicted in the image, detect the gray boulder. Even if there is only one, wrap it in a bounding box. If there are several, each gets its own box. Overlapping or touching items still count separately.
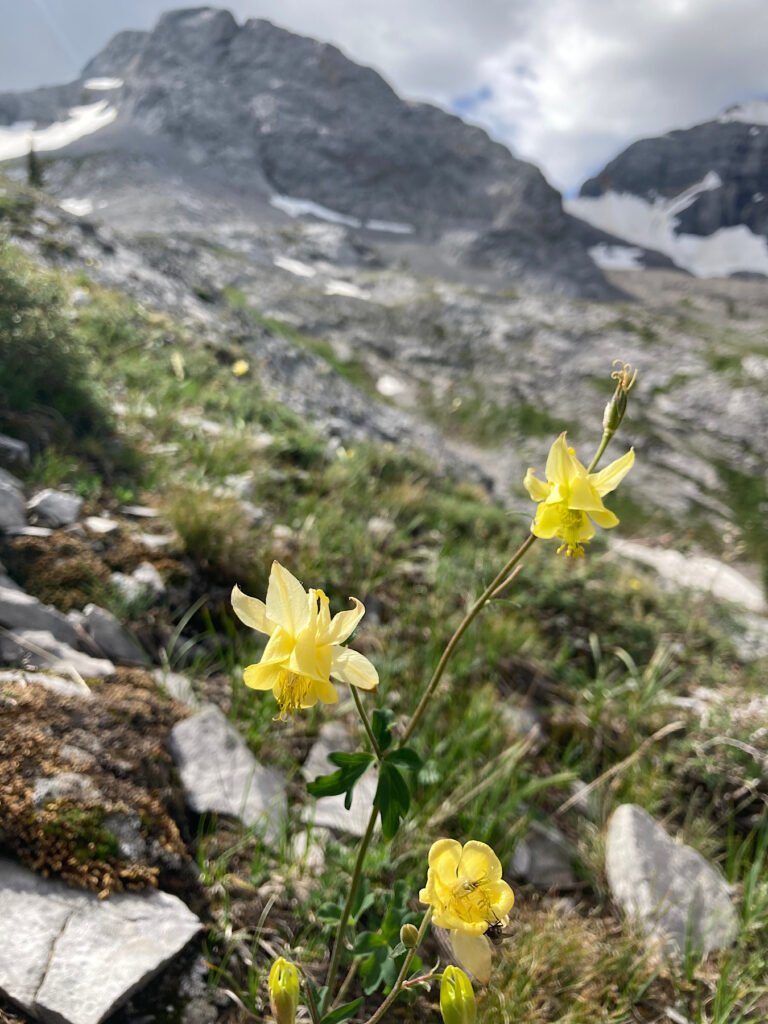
[0,856,201,1024]
[605,804,739,959]
[81,604,146,664]
[0,585,81,647]
[26,488,83,528]
[0,434,30,471]
[0,470,25,531]
[170,705,286,841]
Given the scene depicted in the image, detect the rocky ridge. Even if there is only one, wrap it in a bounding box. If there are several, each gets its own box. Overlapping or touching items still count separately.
[0,6,616,300]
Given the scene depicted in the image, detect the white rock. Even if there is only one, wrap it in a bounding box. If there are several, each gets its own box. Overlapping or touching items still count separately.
[26,489,83,528]
[0,630,114,678]
[0,856,201,1024]
[84,516,120,535]
[605,804,739,959]
[152,668,199,708]
[132,561,166,596]
[82,604,145,664]
[0,669,91,699]
[0,474,25,531]
[170,705,286,841]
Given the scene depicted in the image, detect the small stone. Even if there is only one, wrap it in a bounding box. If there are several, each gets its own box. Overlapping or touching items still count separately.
[3,525,52,538]
[152,668,199,708]
[510,820,576,887]
[170,705,287,841]
[119,504,160,518]
[82,604,146,664]
[0,434,30,470]
[33,772,102,809]
[132,561,166,596]
[138,532,174,551]
[84,516,121,535]
[27,489,83,528]
[605,804,739,959]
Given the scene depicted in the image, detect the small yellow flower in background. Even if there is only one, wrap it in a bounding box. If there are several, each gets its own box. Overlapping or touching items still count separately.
[268,957,299,1024]
[440,965,477,1024]
[420,839,514,985]
[524,432,634,558]
[170,350,185,381]
[232,561,378,719]
[231,358,250,377]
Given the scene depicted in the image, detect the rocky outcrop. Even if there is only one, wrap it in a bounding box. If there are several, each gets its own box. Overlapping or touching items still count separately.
[0,6,616,299]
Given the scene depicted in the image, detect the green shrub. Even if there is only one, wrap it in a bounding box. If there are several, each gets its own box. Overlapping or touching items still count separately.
[0,241,113,452]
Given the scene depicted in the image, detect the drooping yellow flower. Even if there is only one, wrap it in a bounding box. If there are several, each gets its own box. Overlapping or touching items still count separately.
[419,839,514,985]
[231,561,378,718]
[524,432,634,558]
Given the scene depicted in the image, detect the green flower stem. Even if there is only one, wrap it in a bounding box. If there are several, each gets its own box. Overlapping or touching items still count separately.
[352,685,383,760]
[587,428,615,474]
[298,966,322,1024]
[401,531,536,745]
[360,907,433,1024]
[322,805,379,1013]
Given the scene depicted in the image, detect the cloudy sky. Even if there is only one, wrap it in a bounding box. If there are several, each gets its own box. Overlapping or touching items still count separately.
[1,0,767,193]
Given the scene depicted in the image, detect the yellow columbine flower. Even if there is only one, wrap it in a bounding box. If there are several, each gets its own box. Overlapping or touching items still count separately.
[419,839,514,985]
[524,432,634,558]
[268,957,300,1024]
[231,561,378,719]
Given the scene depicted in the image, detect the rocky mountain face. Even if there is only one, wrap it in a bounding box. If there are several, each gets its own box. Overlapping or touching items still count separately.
[568,103,768,277]
[0,6,616,299]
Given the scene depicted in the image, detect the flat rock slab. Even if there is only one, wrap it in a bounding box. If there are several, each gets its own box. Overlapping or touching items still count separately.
[0,585,80,647]
[605,804,739,959]
[0,856,201,1024]
[170,705,286,841]
[1,630,114,678]
[0,669,91,699]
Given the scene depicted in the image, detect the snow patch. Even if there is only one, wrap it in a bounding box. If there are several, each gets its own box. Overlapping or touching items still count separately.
[83,77,123,91]
[273,255,316,278]
[365,218,414,234]
[0,101,117,161]
[59,197,93,217]
[588,243,644,270]
[270,194,361,228]
[567,172,768,278]
[718,100,768,126]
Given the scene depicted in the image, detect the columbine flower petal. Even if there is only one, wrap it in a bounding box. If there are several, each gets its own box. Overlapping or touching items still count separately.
[450,931,492,986]
[266,561,312,636]
[320,597,366,645]
[591,448,635,496]
[330,646,379,689]
[523,468,550,502]
[231,584,276,635]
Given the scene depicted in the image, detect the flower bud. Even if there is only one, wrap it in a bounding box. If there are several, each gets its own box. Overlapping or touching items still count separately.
[400,923,420,949]
[603,360,637,432]
[440,965,476,1024]
[268,957,300,1024]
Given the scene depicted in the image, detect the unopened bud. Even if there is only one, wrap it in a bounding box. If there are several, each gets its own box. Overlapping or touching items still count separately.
[440,965,476,1024]
[400,923,420,948]
[603,360,637,432]
[268,957,300,1024]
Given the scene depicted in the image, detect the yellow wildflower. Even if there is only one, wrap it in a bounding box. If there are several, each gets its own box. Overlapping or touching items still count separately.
[268,957,300,1024]
[420,839,514,985]
[231,561,378,718]
[231,359,250,377]
[524,432,634,557]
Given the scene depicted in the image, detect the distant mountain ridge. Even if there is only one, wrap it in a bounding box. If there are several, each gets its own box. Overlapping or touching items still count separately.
[567,102,768,278]
[0,6,617,299]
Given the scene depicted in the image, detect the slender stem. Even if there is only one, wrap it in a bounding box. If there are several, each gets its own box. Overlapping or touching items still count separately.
[360,908,433,1024]
[587,429,614,473]
[352,685,383,760]
[331,957,360,1010]
[401,532,536,745]
[299,968,321,1024]
[322,805,378,1013]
